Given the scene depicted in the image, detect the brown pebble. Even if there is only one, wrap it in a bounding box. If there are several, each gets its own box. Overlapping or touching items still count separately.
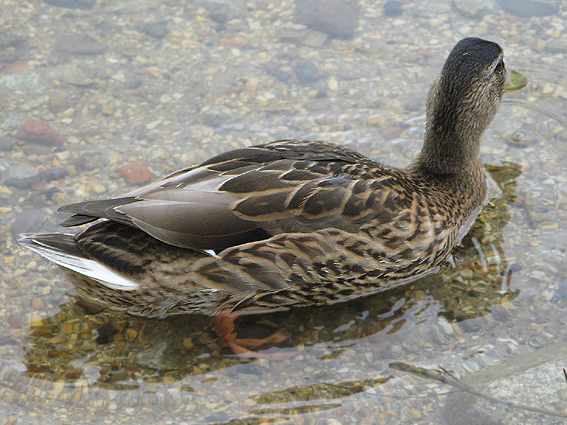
[382,126,403,140]
[39,167,70,182]
[48,91,69,113]
[15,119,64,146]
[32,298,45,310]
[101,104,113,115]
[115,162,152,184]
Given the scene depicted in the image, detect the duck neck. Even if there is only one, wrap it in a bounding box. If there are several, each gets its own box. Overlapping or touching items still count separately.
[412,123,483,176]
[410,84,489,176]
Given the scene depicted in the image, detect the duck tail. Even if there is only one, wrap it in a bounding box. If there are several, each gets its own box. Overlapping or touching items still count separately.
[18,233,140,291]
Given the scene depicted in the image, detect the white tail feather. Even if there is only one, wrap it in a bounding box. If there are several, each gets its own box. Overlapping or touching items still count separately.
[22,236,140,291]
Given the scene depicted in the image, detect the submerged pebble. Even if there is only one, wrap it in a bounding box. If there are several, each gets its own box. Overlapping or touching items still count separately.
[15,119,64,146]
[115,162,152,184]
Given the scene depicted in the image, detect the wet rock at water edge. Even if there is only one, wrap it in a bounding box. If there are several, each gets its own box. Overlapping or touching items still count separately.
[44,0,96,10]
[15,119,65,146]
[54,34,106,55]
[295,0,359,37]
[196,0,246,24]
[135,22,168,39]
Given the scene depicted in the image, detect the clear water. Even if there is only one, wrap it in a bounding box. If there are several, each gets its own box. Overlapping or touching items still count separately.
[1,1,567,424]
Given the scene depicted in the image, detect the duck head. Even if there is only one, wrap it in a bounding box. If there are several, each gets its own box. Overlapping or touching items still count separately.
[414,37,526,176]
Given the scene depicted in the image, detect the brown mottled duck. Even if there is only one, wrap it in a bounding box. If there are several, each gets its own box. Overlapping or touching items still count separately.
[20,38,525,346]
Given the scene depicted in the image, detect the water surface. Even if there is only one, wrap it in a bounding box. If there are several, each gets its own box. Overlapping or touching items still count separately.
[1,1,567,424]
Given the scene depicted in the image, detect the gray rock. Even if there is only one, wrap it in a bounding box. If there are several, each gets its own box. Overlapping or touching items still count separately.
[135,22,168,39]
[499,0,560,18]
[3,164,40,189]
[202,105,240,128]
[295,59,321,84]
[11,208,49,237]
[45,63,93,86]
[105,0,155,13]
[443,342,567,425]
[54,34,106,55]
[19,95,49,112]
[44,0,96,10]
[384,0,403,17]
[278,28,328,48]
[545,38,567,54]
[196,0,246,23]
[0,71,48,93]
[134,341,184,370]
[295,0,359,37]
[0,137,18,151]
[0,112,30,131]
[453,0,497,18]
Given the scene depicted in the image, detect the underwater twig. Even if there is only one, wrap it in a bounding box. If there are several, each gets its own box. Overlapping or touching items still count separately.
[390,362,567,419]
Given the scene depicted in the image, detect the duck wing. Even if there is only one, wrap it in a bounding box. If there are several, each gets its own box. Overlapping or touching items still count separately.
[59,140,407,251]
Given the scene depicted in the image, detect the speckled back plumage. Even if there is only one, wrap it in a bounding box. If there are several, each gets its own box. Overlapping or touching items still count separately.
[19,38,525,318]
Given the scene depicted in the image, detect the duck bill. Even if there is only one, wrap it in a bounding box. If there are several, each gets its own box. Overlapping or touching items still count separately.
[504,70,527,92]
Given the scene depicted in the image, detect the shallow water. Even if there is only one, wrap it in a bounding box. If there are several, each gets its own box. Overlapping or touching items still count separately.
[1,1,567,424]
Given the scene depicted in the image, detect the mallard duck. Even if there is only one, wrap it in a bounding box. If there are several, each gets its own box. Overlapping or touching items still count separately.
[20,38,526,322]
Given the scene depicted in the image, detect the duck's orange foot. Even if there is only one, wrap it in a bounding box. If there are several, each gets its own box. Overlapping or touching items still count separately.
[211,309,293,360]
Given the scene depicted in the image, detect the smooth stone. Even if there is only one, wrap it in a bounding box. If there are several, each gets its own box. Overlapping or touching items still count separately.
[44,0,96,10]
[48,91,69,113]
[545,38,567,54]
[202,105,240,128]
[105,0,156,13]
[115,163,152,185]
[3,164,40,189]
[384,0,403,16]
[278,28,328,48]
[196,0,246,23]
[15,119,65,146]
[0,112,29,131]
[45,63,93,86]
[295,59,321,84]
[295,0,359,37]
[0,72,48,93]
[54,34,106,55]
[0,137,18,152]
[443,342,567,425]
[133,341,184,370]
[19,95,49,112]
[10,208,49,237]
[134,22,168,39]
[498,0,559,18]
[453,0,497,17]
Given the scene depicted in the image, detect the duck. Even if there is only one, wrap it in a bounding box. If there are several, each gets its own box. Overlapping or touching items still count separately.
[20,38,526,327]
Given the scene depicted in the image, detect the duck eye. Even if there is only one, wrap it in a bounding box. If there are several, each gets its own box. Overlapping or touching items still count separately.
[494,59,505,73]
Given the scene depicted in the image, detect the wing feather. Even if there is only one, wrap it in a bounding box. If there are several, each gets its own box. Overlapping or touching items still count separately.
[57,140,409,251]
